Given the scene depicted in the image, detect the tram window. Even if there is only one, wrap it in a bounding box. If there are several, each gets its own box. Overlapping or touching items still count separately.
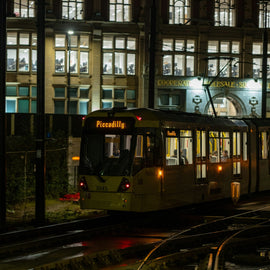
[243,132,248,161]
[146,135,155,166]
[196,130,206,181]
[233,161,241,176]
[209,131,220,163]
[180,130,192,164]
[105,135,120,157]
[196,130,206,160]
[135,135,143,157]
[232,132,240,159]
[166,137,179,165]
[221,132,230,162]
[104,134,132,158]
[261,132,268,159]
[196,164,206,178]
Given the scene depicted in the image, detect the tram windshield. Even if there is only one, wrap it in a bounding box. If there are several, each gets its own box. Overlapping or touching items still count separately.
[79,129,162,176]
[80,133,133,176]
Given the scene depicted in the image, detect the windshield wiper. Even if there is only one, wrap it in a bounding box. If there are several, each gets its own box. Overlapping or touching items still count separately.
[96,171,106,183]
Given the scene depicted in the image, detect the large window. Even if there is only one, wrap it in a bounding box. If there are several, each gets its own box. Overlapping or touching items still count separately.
[169,0,191,25]
[55,34,89,74]
[101,88,136,109]
[259,2,270,28]
[162,38,195,76]
[109,0,131,22]
[14,0,35,17]
[209,131,230,163]
[6,85,36,113]
[252,42,270,79]
[7,32,37,73]
[165,129,192,166]
[102,36,136,75]
[207,40,240,77]
[214,0,235,26]
[54,87,90,114]
[62,0,84,20]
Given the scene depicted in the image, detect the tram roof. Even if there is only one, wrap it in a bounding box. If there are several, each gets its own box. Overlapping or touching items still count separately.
[87,108,248,129]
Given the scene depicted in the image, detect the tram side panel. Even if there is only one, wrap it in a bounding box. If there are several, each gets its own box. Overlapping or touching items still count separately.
[257,123,270,192]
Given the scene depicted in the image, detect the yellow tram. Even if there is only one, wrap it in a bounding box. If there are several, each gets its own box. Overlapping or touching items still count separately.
[78,108,270,212]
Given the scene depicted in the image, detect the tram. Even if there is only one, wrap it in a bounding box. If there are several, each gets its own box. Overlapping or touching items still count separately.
[78,108,270,212]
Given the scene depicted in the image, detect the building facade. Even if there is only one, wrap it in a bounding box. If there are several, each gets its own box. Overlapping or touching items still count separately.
[5,0,270,118]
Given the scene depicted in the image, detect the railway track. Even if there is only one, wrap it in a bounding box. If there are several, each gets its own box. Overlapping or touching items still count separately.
[1,201,270,270]
[135,205,270,270]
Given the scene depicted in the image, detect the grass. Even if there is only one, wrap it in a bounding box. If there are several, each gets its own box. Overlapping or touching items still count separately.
[6,199,105,229]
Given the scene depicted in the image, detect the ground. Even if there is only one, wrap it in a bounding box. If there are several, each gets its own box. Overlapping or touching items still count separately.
[6,198,105,229]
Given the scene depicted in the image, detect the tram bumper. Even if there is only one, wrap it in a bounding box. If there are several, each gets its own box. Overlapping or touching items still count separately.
[80,191,133,211]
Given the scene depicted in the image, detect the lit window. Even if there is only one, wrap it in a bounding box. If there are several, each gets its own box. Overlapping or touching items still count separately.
[259,2,270,28]
[62,0,84,20]
[252,42,270,78]
[7,33,17,45]
[55,51,65,73]
[7,32,36,73]
[207,40,240,77]
[55,34,89,74]
[214,0,235,26]
[169,0,191,25]
[162,38,195,76]
[102,36,136,76]
[14,0,35,18]
[109,0,131,22]
[19,33,30,45]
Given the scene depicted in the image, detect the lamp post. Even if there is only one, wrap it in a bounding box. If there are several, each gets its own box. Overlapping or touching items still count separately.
[67,30,73,114]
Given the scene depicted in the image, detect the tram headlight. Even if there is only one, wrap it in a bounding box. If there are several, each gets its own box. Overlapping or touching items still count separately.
[79,176,88,191]
[118,177,130,192]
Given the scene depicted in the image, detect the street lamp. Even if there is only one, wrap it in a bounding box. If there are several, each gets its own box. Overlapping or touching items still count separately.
[67,30,73,114]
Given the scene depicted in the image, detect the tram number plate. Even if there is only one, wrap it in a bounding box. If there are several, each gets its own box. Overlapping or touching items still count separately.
[96,186,108,191]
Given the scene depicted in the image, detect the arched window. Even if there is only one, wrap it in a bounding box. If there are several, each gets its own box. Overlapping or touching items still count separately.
[259,1,270,28]
[169,0,191,25]
[214,0,235,27]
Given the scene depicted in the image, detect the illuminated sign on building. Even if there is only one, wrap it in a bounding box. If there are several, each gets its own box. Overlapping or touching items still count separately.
[157,78,268,89]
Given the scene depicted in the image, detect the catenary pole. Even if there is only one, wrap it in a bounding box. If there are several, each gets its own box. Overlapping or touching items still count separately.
[148,0,156,109]
[262,1,268,118]
[36,0,46,224]
[0,0,7,230]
